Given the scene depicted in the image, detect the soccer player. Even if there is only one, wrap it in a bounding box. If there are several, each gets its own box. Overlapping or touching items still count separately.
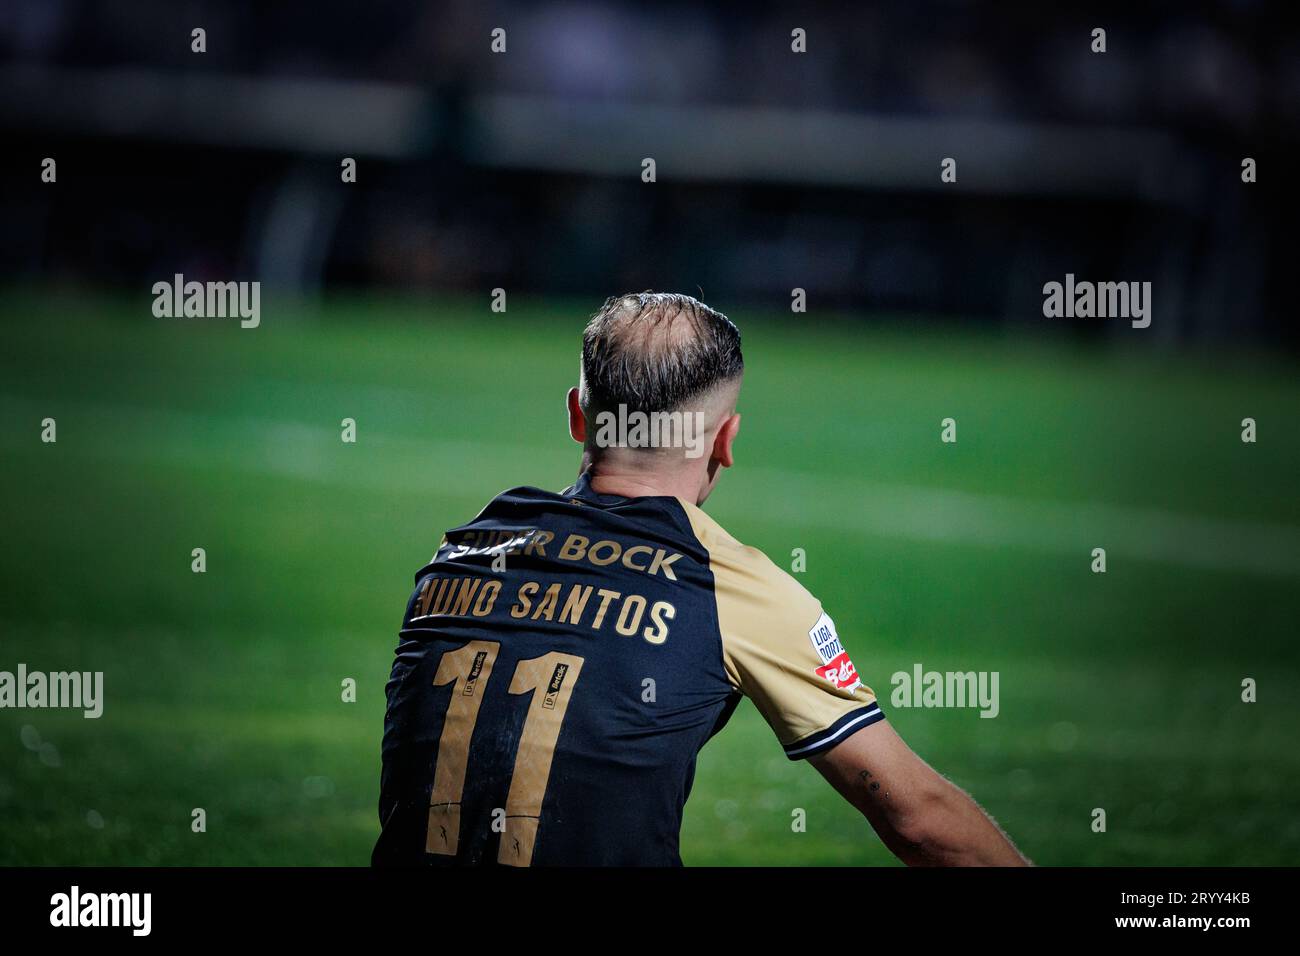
[373,292,1028,866]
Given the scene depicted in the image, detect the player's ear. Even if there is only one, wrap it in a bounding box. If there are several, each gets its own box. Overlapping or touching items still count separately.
[713,412,741,468]
[567,387,586,444]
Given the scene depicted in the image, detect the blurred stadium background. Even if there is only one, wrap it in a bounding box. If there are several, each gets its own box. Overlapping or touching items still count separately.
[1,1,1296,865]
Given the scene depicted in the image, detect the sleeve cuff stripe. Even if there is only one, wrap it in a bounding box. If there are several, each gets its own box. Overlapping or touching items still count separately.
[783,702,885,759]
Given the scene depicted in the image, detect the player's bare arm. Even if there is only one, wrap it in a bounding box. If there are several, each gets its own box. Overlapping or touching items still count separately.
[811,720,1030,866]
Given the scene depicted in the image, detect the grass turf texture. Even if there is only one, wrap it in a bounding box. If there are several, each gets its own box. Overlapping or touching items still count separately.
[0,289,1297,865]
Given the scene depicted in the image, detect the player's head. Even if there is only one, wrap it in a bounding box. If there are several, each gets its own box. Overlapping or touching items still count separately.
[567,291,744,505]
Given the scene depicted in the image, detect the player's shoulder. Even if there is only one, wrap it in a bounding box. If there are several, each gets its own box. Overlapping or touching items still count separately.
[480,483,564,512]
[452,483,575,531]
[675,498,822,620]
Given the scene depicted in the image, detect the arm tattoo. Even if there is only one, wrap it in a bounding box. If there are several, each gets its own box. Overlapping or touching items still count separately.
[859,769,883,795]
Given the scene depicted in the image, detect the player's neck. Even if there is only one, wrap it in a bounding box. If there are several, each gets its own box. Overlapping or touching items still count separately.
[583,462,704,505]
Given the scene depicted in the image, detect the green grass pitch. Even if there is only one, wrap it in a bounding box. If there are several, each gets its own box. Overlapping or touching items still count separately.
[1,289,1297,865]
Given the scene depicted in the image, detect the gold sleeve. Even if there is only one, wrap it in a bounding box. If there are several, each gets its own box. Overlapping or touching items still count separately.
[679,501,884,759]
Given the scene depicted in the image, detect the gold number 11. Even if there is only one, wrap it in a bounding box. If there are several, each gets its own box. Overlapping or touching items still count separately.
[424,640,584,866]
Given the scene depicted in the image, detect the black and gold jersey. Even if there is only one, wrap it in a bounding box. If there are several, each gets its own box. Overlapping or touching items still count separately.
[373,471,882,866]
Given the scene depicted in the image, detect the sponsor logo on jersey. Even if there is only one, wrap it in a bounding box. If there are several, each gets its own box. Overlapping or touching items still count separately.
[463,650,488,696]
[543,662,569,709]
[807,613,861,692]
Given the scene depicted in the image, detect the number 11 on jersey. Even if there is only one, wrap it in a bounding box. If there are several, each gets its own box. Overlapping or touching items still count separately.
[425,640,584,866]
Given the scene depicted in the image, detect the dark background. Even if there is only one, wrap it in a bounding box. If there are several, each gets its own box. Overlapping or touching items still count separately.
[2,0,1292,343]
